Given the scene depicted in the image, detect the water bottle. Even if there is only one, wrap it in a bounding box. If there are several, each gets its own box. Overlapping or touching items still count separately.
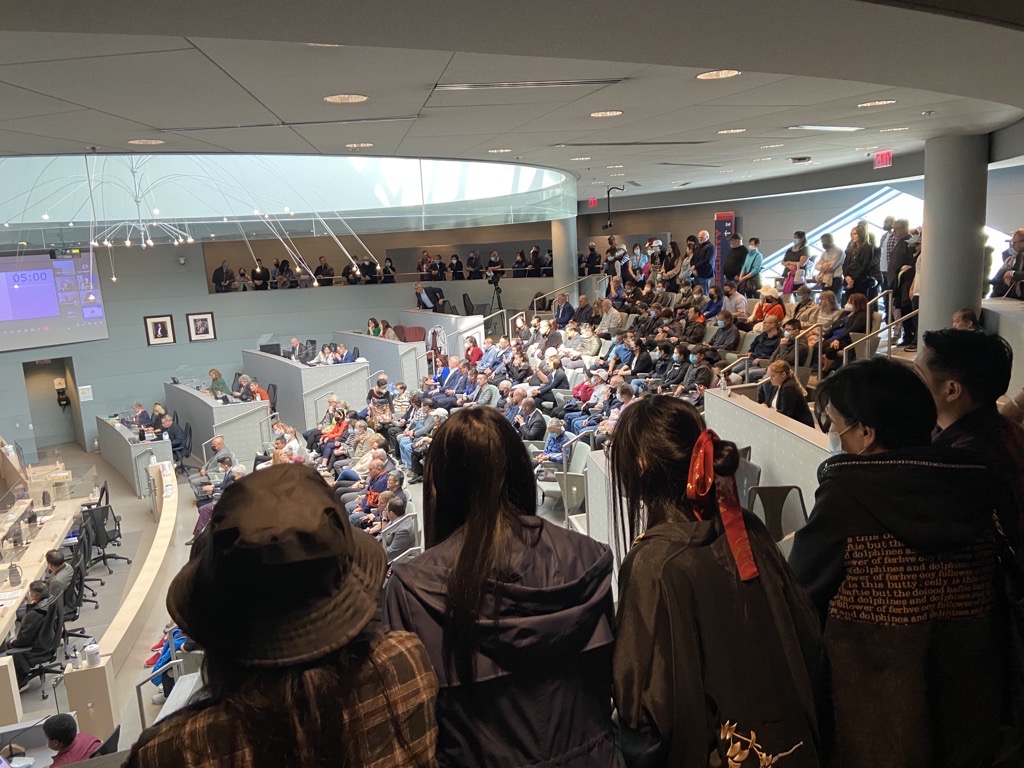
[71,646,82,670]
[93,438,99,452]
[719,375,731,397]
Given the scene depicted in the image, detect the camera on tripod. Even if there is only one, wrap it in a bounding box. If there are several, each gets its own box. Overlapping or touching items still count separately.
[487,272,502,293]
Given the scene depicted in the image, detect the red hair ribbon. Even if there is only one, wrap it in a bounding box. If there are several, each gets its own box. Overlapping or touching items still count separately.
[686,429,759,582]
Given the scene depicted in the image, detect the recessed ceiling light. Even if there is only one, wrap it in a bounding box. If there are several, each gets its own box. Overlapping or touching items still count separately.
[880,126,910,133]
[2,223,7,228]
[752,157,772,162]
[152,208,160,215]
[306,42,343,48]
[857,99,897,108]
[855,146,879,151]
[921,110,936,116]
[606,164,624,169]
[590,110,623,118]
[761,144,784,149]
[719,169,735,174]
[436,78,624,90]
[324,93,368,104]
[717,128,746,135]
[128,138,165,145]
[697,69,741,80]
[570,156,591,161]
[610,173,625,177]
[487,148,513,154]
[345,142,374,148]
[67,222,74,227]
[789,125,864,132]
[41,212,49,220]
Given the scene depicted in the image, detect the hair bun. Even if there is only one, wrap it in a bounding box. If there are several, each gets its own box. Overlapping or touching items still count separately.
[712,437,740,478]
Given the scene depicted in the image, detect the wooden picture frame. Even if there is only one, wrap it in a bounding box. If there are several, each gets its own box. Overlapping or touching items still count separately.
[186,311,217,342]
[144,315,176,346]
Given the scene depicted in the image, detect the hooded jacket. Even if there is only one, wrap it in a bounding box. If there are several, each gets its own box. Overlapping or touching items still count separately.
[384,517,615,767]
[789,447,1014,768]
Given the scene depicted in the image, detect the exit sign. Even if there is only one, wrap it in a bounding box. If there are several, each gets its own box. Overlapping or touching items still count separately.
[587,197,599,208]
[873,150,893,169]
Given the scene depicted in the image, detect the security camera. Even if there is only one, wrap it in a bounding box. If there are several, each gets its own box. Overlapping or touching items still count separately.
[178,256,187,265]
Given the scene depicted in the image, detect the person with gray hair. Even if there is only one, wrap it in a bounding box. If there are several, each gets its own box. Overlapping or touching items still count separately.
[534,418,571,465]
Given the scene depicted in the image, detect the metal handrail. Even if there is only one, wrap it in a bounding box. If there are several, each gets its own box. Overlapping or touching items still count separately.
[531,275,599,314]
[842,309,919,365]
[508,311,526,340]
[313,391,336,415]
[792,322,822,385]
[136,659,183,729]
[718,354,752,384]
[866,290,892,333]
[415,350,434,381]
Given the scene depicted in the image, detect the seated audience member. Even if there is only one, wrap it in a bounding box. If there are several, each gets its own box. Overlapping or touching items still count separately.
[399,399,440,470]
[304,395,341,450]
[43,714,101,767]
[951,307,980,331]
[736,285,785,331]
[206,369,231,398]
[130,402,150,427]
[820,293,868,375]
[231,374,254,401]
[6,581,55,690]
[513,397,546,441]
[587,383,634,449]
[378,498,416,562]
[432,361,472,409]
[189,435,234,495]
[918,329,1024,540]
[562,324,602,369]
[687,283,709,314]
[680,306,706,345]
[332,344,356,364]
[463,336,483,366]
[532,356,568,406]
[656,345,690,393]
[553,370,596,419]
[194,462,245,535]
[770,318,810,369]
[45,549,74,598]
[125,465,438,768]
[387,392,420,454]
[347,461,389,526]
[701,285,724,320]
[384,408,614,767]
[700,309,739,364]
[729,315,782,383]
[609,397,828,767]
[553,293,575,329]
[595,298,623,338]
[675,348,713,403]
[534,418,571,465]
[529,320,562,357]
[572,294,595,325]
[757,360,814,427]
[476,337,499,373]
[790,284,820,328]
[721,281,749,321]
[158,415,186,462]
[460,372,498,408]
[789,358,1013,768]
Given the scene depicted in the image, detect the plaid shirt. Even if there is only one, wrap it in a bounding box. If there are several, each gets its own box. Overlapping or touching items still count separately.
[126,631,438,768]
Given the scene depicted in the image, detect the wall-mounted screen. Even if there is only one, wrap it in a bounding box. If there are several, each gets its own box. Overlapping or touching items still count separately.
[0,250,108,352]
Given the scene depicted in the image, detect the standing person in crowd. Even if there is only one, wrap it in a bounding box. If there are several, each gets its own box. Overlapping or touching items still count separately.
[385,408,615,767]
[814,233,845,294]
[918,328,1024,541]
[736,236,764,297]
[212,260,234,293]
[126,465,439,768]
[428,254,444,282]
[877,215,896,296]
[584,242,602,275]
[660,241,683,293]
[251,259,269,290]
[610,396,828,768]
[843,221,875,300]
[380,257,397,283]
[991,228,1024,299]
[313,256,335,287]
[630,244,649,286]
[486,250,505,278]
[465,250,483,280]
[722,232,748,284]
[235,267,253,291]
[884,219,912,322]
[448,253,464,281]
[757,360,814,426]
[512,249,528,278]
[691,230,716,293]
[781,230,810,297]
[416,250,431,281]
[790,358,1015,768]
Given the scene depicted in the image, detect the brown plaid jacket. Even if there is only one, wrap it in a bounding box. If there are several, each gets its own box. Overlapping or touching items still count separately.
[126,631,438,768]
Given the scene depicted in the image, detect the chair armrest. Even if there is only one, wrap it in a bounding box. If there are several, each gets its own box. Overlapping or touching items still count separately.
[2,647,30,656]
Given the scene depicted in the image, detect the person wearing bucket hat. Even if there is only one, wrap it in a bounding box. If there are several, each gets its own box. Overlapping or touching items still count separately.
[736,284,786,332]
[126,464,439,768]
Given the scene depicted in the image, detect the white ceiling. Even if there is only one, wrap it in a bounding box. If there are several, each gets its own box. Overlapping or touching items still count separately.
[0,28,1020,199]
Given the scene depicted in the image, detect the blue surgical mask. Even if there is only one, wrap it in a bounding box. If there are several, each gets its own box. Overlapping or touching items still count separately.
[672,353,681,362]
[689,353,698,364]
[716,319,725,327]
[784,330,793,338]
[828,431,845,455]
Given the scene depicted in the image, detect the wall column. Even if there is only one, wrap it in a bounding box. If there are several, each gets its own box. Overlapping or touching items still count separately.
[919,134,989,335]
[551,216,578,301]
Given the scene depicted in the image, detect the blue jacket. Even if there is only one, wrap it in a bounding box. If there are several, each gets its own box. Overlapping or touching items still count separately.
[541,431,572,463]
[554,301,575,329]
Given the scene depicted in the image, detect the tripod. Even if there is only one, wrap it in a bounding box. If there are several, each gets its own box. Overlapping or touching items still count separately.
[488,284,503,315]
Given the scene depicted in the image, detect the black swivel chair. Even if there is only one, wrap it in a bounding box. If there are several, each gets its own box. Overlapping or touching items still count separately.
[3,597,65,699]
[463,293,476,316]
[231,372,242,392]
[267,383,278,412]
[177,423,193,473]
[352,346,360,359]
[80,480,109,512]
[90,726,120,758]
[87,505,132,574]
[172,410,179,425]
[63,548,97,654]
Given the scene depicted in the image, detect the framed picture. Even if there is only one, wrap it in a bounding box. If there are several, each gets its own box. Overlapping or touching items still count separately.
[144,315,176,346]
[186,311,217,342]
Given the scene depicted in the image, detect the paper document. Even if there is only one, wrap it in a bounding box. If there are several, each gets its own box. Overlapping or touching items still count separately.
[0,590,21,601]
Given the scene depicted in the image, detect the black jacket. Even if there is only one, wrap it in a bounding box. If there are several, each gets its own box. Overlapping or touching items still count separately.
[790,447,1013,768]
[416,285,445,311]
[843,242,874,287]
[692,241,716,279]
[385,517,616,767]
[723,245,748,280]
[615,515,828,768]
[885,235,913,286]
[757,377,813,427]
[13,596,59,660]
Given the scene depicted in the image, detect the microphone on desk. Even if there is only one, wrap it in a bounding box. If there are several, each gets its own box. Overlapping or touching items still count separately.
[0,714,49,759]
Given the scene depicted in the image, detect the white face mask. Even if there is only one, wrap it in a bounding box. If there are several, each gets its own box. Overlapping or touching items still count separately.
[844,303,853,312]
[793,239,802,247]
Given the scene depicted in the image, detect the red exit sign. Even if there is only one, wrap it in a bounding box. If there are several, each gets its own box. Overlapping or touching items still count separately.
[873,150,893,169]
[587,197,599,208]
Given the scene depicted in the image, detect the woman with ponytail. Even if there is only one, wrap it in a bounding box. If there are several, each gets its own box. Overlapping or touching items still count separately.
[610,396,830,768]
[384,407,616,767]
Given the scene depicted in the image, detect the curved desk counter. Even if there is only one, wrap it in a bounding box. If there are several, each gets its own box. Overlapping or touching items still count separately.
[164,383,270,468]
[95,417,174,499]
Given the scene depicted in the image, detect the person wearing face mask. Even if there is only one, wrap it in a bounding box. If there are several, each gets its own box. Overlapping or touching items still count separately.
[630,243,649,285]
[737,285,787,332]
[688,283,709,314]
[700,309,739,364]
[790,358,1012,768]
[791,285,820,328]
[657,344,690,393]
[736,237,764,297]
[380,257,396,283]
[769,318,810,369]
[722,232,748,284]
[701,285,724,320]
[681,306,706,346]
[781,230,810,297]
[820,293,868,376]
[448,253,465,281]
[690,231,716,293]
[721,281,749,322]
[675,348,713,403]
[814,233,845,294]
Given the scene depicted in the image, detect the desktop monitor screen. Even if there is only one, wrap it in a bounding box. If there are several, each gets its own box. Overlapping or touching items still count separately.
[259,343,282,356]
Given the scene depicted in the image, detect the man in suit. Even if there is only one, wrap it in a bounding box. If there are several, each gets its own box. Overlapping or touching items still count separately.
[158,415,187,462]
[461,372,499,408]
[287,337,305,361]
[514,397,546,441]
[212,260,234,293]
[380,498,416,563]
[432,362,471,409]
[553,293,575,329]
[413,281,445,312]
[189,435,235,496]
[333,344,356,364]
[991,228,1024,299]
[313,256,335,287]
[45,550,73,598]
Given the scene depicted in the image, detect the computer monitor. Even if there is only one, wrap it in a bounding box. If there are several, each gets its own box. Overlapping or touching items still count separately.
[259,343,282,356]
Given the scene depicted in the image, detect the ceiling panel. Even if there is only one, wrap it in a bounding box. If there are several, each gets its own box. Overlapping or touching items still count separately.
[0,83,81,122]
[0,128,107,154]
[0,32,191,65]
[406,103,561,137]
[437,52,644,85]
[190,38,449,122]
[0,49,279,130]
[701,76,884,107]
[0,109,227,151]
[424,86,599,107]
[165,126,320,153]
[291,120,414,153]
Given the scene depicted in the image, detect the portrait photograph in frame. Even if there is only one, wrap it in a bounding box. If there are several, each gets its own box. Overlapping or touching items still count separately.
[144,315,176,346]
[186,311,217,342]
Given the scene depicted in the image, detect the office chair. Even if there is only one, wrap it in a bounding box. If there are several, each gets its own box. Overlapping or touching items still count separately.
[305,338,316,351]
[231,372,242,392]
[172,410,179,425]
[78,512,105,591]
[177,423,193,473]
[87,505,132,574]
[80,480,109,513]
[63,548,97,655]
[462,293,475,316]
[3,597,66,699]
[352,346,360,359]
[267,383,278,412]
[90,726,120,758]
